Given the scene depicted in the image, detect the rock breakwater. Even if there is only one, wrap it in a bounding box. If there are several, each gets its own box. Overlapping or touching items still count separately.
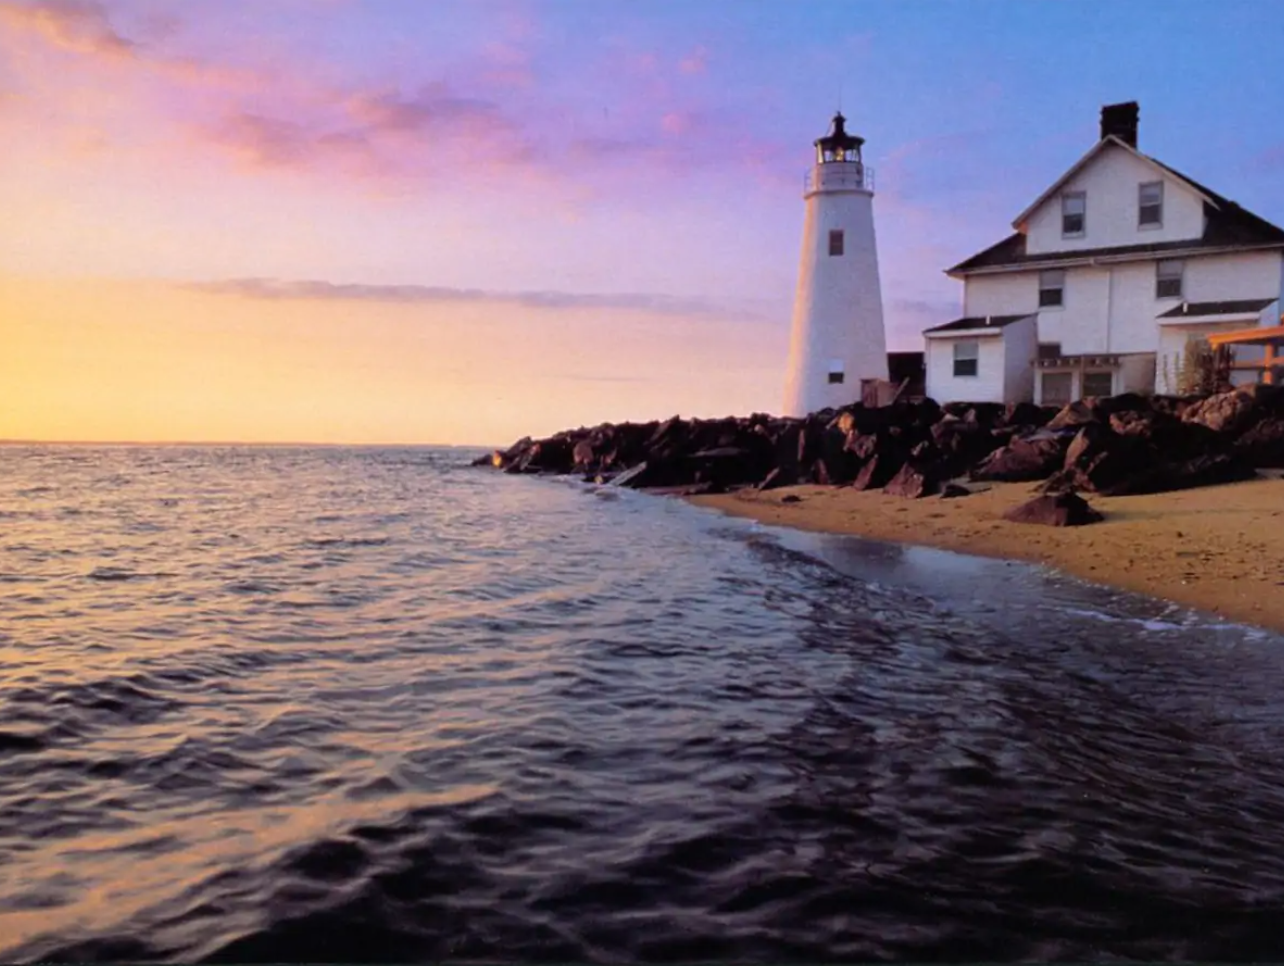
[476,386,1284,506]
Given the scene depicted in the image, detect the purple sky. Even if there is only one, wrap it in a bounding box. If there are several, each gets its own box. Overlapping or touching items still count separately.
[2,0,1283,443]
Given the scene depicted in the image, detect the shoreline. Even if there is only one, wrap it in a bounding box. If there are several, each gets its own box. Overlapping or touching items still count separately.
[688,475,1284,635]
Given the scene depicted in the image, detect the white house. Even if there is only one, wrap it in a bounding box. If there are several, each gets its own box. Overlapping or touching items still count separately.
[924,102,1284,405]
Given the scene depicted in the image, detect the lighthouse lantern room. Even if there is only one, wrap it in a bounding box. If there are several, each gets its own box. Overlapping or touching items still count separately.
[782,112,888,417]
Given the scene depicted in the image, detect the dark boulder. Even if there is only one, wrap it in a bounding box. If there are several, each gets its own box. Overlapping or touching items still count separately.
[572,439,596,470]
[1046,399,1101,432]
[811,427,863,485]
[999,401,1054,430]
[1164,453,1257,491]
[883,462,943,499]
[1094,392,1151,417]
[970,435,1068,482]
[1003,491,1103,527]
[1234,415,1284,468]
[757,467,792,491]
[1061,424,1153,495]
[851,453,900,491]
[941,482,972,499]
[1181,389,1258,436]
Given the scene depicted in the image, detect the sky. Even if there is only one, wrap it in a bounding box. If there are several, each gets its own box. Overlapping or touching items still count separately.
[2,0,1283,445]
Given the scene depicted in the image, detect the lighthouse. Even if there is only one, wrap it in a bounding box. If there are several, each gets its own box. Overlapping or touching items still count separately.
[782,112,888,417]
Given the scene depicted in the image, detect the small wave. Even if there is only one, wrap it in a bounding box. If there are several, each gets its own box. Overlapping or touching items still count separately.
[87,567,175,582]
[304,537,391,548]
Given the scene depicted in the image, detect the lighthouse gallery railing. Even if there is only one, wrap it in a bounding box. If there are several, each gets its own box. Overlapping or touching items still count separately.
[804,164,874,194]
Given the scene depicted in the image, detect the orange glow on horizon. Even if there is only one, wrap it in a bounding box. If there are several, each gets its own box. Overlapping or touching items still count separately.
[1,275,784,446]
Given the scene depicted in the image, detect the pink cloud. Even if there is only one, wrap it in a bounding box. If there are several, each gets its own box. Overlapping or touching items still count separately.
[0,0,135,60]
[0,0,788,205]
[678,45,709,75]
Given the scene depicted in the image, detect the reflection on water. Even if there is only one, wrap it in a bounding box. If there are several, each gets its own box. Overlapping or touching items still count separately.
[2,445,1284,962]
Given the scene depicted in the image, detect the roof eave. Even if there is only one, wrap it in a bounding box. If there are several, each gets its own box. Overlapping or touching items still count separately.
[949,241,1284,276]
[1157,313,1269,326]
[923,327,1018,339]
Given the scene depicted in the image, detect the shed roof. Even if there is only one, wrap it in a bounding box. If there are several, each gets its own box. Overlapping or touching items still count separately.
[922,314,1033,335]
[1156,298,1278,320]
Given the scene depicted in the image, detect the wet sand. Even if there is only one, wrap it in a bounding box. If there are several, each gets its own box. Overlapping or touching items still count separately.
[690,475,1284,634]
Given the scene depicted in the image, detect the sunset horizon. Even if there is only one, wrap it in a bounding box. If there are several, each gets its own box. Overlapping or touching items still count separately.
[4,0,1284,444]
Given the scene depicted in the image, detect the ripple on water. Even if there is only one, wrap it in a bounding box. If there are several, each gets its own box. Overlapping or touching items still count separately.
[3,446,1284,963]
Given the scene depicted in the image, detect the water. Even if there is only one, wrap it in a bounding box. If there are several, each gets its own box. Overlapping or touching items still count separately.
[3,445,1284,962]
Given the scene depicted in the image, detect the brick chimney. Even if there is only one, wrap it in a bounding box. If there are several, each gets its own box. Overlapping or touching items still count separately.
[1100,101,1139,148]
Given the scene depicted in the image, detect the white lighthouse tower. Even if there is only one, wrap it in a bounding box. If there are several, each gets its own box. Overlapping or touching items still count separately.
[782,112,888,417]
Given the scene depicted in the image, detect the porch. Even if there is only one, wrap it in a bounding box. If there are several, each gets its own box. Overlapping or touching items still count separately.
[1033,352,1155,406]
[1208,324,1284,385]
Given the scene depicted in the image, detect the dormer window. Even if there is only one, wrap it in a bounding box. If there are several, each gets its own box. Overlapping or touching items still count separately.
[1061,192,1086,237]
[1139,181,1163,227]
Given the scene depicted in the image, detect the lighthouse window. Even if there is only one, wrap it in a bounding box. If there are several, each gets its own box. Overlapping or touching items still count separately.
[953,340,979,378]
[827,359,845,384]
[828,230,844,256]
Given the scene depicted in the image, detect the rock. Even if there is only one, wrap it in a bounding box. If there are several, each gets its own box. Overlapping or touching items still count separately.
[851,453,899,491]
[1094,392,1151,417]
[1234,415,1284,468]
[940,483,971,499]
[1162,453,1257,491]
[757,467,792,490]
[970,435,1067,482]
[608,462,651,488]
[845,430,880,460]
[1182,389,1258,435]
[883,462,942,498]
[1046,400,1100,431]
[572,439,596,470]
[1003,492,1103,527]
[1000,401,1053,430]
[813,427,863,485]
[1062,425,1153,495]
[960,403,1005,428]
[521,437,576,473]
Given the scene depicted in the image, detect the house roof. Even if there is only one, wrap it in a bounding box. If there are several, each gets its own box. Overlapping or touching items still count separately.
[923,314,1033,335]
[1156,298,1278,319]
[948,203,1284,275]
[949,138,1284,276]
[1010,136,1219,228]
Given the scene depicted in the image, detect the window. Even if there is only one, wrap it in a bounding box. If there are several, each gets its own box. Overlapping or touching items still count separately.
[828,372,844,384]
[828,230,844,256]
[1041,371,1072,406]
[1039,270,1065,307]
[1156,259,1184,299]
[1037,342,1063,361]
[1082,370,1114,398]
[953,340,979,378]
[1062,192,1086,236]
[1139,181,1163,227]
[827,359,844,384]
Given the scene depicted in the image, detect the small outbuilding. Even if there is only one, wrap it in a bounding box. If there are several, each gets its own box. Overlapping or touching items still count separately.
[923,314,1037,404]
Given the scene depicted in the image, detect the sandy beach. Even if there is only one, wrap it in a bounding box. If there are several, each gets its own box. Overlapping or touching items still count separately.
[690,475,1284,634]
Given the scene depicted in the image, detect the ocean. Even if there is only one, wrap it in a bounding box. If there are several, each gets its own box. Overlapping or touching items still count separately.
[3,444,1284,962]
